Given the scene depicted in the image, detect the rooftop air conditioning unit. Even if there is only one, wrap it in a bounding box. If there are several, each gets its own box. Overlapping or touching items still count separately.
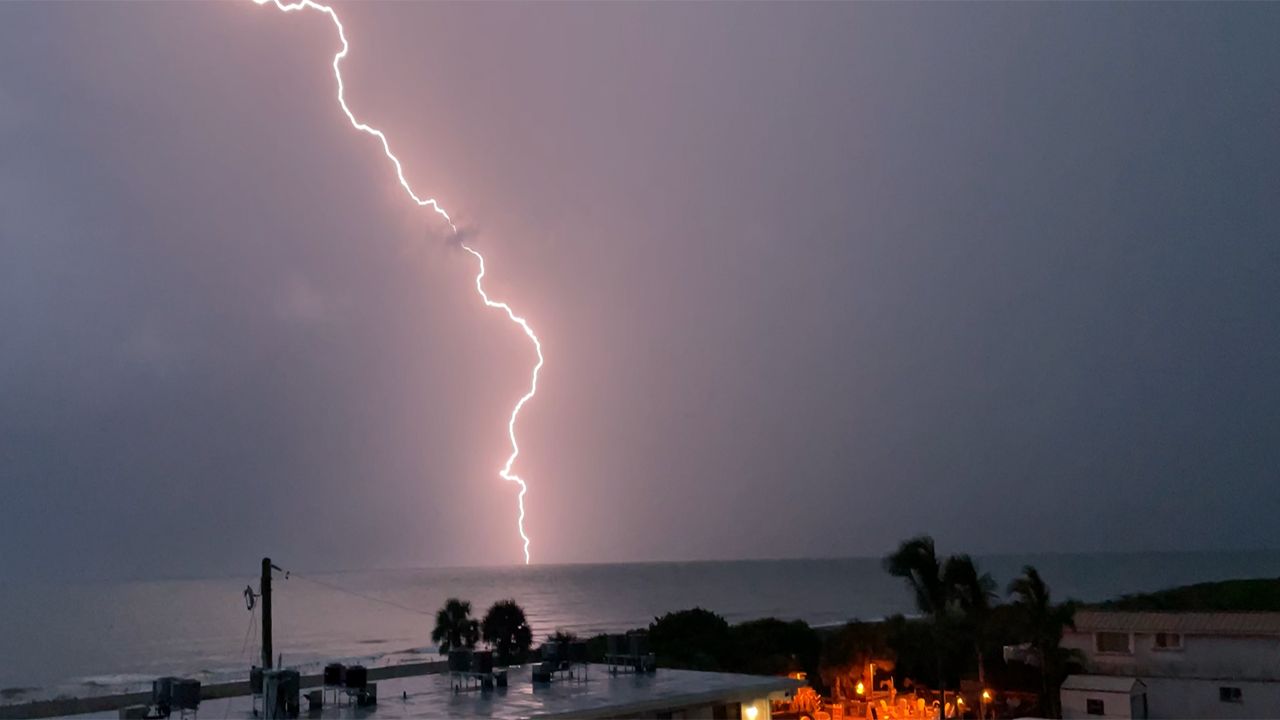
[344,665,368,691]
[323,663,345,687]
[607,634,627,656]
[628,632,650,656]
[263,669,300,719]
[152,676,178,713]
[171,679,201,711]
[448,649,473,673]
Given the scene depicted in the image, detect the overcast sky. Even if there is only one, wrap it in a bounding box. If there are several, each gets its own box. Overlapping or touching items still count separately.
[2,2,1278,580]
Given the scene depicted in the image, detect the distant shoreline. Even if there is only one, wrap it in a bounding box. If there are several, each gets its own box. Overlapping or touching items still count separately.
[6,553,1279,705]
[13,548,1280,585]
[6,574,1280,717]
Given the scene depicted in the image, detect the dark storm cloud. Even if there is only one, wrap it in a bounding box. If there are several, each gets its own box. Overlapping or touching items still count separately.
[1,1,1277,579]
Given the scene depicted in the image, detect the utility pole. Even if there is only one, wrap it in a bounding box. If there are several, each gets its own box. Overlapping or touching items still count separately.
[261,557,273,670]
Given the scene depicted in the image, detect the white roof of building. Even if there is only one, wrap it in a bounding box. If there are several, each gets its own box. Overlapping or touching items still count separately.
[1072,610,1280,636]
[54,665,802,720]
[1060,675,1146,694]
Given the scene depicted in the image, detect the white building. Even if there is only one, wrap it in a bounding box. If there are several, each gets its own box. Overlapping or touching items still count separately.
[1060,675,1147,719]
[1060,610,1280,719]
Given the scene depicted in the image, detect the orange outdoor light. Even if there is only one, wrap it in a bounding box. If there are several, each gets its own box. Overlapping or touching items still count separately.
[856,681,865,696]
[982,690,992,701]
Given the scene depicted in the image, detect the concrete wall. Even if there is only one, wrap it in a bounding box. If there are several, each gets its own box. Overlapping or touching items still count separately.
[1139,677,1280,719]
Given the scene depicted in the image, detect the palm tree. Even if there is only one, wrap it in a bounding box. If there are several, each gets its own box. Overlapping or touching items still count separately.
[1008,566,1077,718]
[883,536,951,718]
[482,599,533,666]
[432,598,479,655]
[945,555,996,719]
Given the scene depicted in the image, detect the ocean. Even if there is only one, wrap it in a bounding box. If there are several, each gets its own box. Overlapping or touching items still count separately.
[3,551,1279,703]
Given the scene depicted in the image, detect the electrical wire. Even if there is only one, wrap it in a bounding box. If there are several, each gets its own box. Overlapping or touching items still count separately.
[280,568,431,617]
[238,609,258,661]
[225,609,259,720]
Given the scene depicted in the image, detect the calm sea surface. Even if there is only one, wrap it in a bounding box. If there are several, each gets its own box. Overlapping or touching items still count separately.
[3,551,1279,701]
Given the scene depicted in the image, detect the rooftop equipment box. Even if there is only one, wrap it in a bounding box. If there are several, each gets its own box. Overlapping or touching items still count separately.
[344,664,368,690]
[263,669,300,719]
[448,649,473,673]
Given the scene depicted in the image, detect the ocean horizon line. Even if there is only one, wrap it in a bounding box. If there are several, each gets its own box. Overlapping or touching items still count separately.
[12,546,1280,586]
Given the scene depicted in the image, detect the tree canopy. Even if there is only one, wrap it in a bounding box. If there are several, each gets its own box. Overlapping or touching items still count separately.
[648,607,732,670]
[431,597,479,654]
[482,599,533,665]
[1097,577,1280,612]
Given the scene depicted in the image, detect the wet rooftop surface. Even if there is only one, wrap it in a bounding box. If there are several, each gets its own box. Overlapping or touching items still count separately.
[67,664,800,719]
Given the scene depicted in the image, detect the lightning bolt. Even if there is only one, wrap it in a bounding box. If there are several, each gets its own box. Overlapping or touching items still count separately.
[462,246,542,566]
[253,0,540,564]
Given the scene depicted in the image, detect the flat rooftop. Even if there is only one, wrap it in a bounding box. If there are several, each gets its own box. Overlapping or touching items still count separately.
[60,665,800,719]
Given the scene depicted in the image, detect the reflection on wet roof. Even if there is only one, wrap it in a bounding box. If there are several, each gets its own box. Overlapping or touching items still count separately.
[76,664,800,720]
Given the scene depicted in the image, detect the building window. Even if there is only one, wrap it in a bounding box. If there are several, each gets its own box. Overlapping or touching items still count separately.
[1154,632,1183,650]
[711,703,740,719]
[1095,631,1131,654]
[1220,687,1243,704]
[1086,698,1105,715]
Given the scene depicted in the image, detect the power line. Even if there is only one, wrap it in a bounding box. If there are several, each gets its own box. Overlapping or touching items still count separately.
[279,568,432,618]
[227,611,257,720]
[238,610,257,660]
